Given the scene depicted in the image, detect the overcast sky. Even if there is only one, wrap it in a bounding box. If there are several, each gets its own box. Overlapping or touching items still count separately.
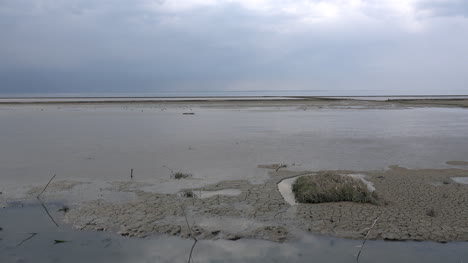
[1,0,467,95]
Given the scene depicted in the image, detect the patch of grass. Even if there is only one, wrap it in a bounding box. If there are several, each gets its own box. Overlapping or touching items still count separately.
[174,172,192,180]
[292,171,379,204]
[180,190,195,198]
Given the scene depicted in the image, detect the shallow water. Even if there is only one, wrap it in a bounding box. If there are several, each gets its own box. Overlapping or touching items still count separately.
[1,205,467,263]
[1,103,468,262]
[1,104,468,192]
[2,89,467,97]
[278,176,300,205]
[452,177,468,185]
[321,96,468,101]
[0,96,300,103]
[2,95,468,103]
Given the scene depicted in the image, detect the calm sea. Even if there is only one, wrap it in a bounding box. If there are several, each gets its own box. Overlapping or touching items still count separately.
[1,89,467,98]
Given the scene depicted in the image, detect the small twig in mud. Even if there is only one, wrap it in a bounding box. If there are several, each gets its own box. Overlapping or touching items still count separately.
[356,216,380,262]
[276,164,287,172]
[58,206,70,213]
[181,206,198,263]
[53,239,69,244]
[16,232,38,247]
[36,174,59,228]
[36,174,56,200]
[181,206,197,242]
[188,239,198,263]
[40,203,59,227]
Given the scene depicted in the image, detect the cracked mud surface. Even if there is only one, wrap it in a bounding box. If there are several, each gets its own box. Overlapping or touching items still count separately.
[61,166,468,243]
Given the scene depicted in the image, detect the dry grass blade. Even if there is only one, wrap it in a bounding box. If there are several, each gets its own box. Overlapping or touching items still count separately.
[188,239,198,263]
[39,203,59,227]
[181,206,198,263]
[36,174,59,227]
[36,174,56,200]
[181,206,197,242]
[16,232,38,247]
[356,216,380,262]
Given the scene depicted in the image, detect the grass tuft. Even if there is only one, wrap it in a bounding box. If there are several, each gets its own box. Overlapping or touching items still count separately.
[174,172,192,180]
[180,190,195,198]
[292,171,379,204]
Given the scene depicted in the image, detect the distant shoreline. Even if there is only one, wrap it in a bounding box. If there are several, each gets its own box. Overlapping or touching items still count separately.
[1,95,468,99]
[1,96,468,107]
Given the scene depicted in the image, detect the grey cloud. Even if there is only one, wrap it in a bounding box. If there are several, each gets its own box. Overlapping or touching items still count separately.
[417,0,468,18]
[0,0,467,94]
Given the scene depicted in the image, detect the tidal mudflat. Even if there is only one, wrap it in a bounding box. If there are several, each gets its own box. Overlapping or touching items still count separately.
[1,98,468,262]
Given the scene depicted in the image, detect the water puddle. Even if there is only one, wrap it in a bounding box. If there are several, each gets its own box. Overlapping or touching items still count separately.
[3,106,468,191]
[446,161,468,166]
[1,205,467,262]
[278,176,301,205]
[451,177,468,184]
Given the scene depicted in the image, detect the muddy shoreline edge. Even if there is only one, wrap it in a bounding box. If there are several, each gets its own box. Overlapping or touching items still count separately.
[20,165,465,243]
